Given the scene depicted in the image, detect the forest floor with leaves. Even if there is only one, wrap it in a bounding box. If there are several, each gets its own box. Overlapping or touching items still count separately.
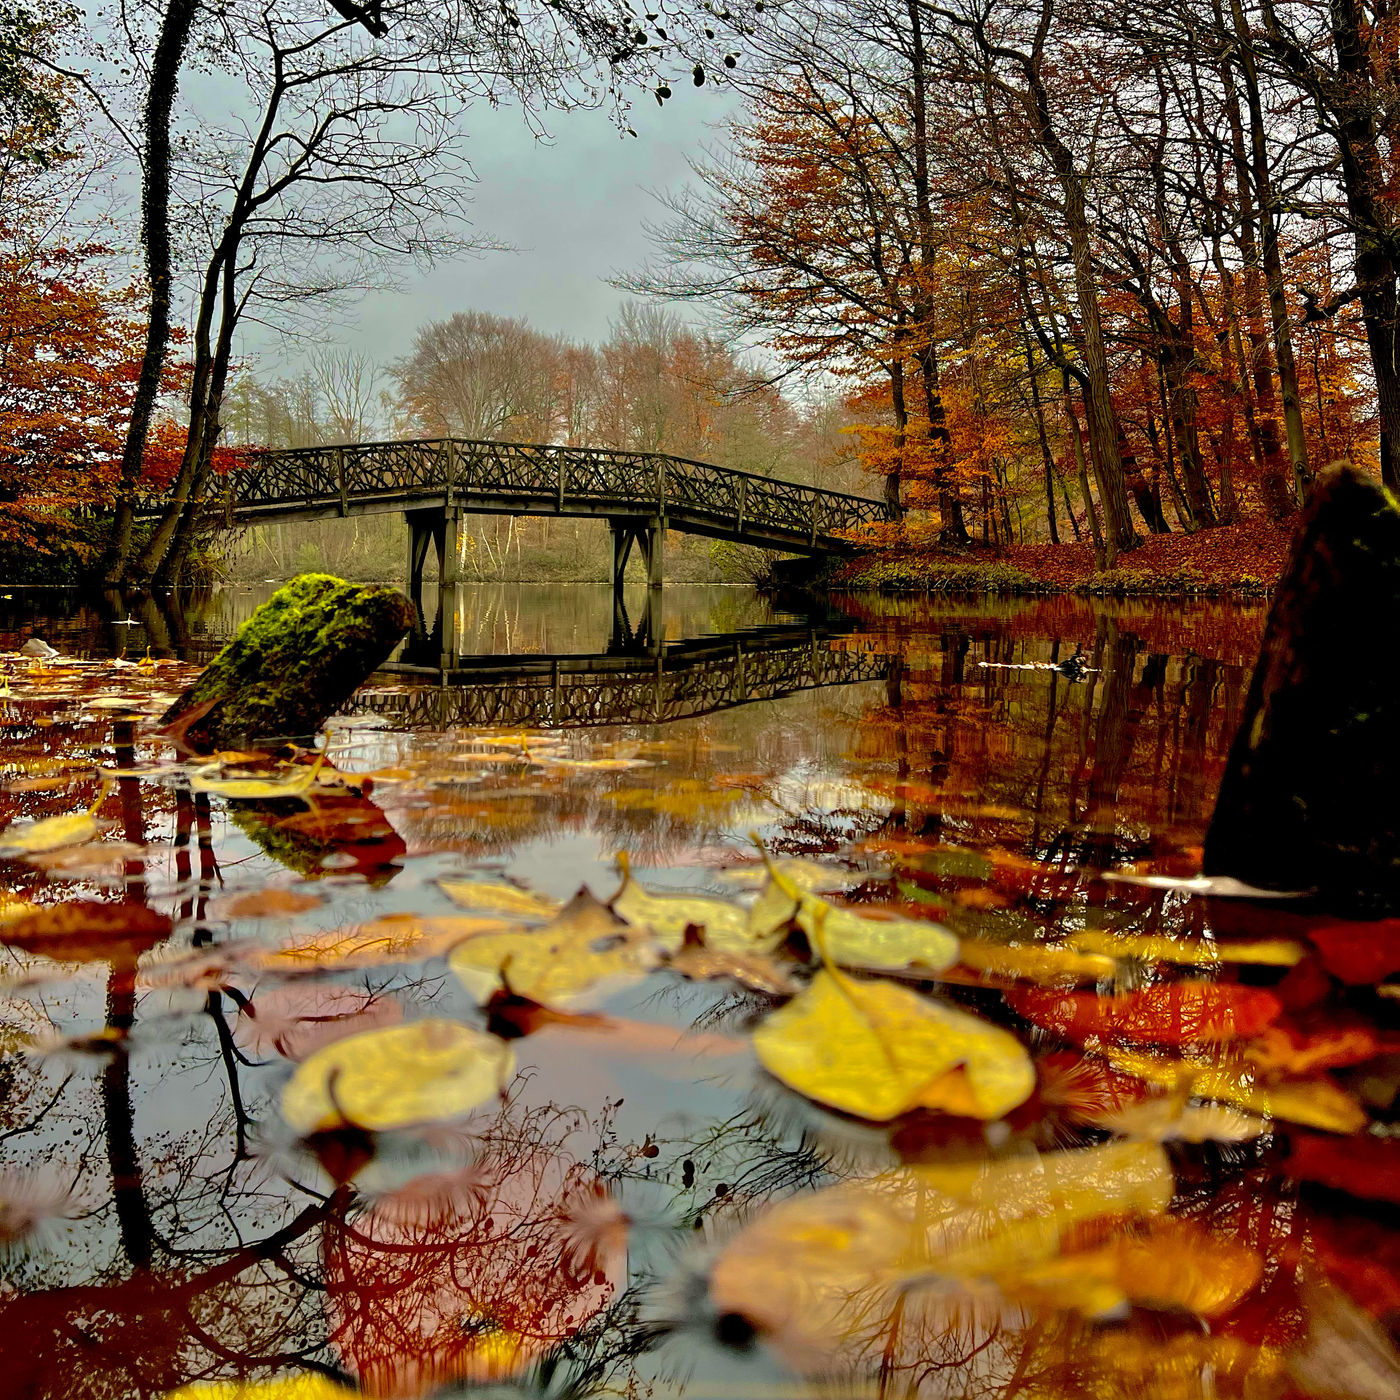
[838,519,1293,597]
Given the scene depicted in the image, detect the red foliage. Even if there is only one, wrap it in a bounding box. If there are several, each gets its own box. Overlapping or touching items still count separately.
[1002,520,1295,591]
[1007,982,1283,1046]
[1286,1133,1400,1207]
[1305,919,1400,985]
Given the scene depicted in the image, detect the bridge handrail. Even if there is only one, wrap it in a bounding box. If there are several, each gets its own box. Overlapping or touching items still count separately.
[216,436,892,541]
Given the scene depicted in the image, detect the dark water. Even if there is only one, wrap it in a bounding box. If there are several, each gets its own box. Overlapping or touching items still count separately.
[2,584,1397,1400]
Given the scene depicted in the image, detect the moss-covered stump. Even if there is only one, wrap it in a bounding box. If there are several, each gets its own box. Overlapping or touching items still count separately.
[1204,464,1400,914]
[161,574,415,751]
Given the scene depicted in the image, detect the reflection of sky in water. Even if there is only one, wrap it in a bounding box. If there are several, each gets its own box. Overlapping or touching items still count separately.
[11,586,1369,1400]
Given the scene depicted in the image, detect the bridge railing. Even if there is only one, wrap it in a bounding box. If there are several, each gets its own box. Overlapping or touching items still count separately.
[212,437,892,545]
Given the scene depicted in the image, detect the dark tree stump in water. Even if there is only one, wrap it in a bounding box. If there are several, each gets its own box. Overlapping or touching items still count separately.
[1204,464,1400,914]
[160,574,414,751]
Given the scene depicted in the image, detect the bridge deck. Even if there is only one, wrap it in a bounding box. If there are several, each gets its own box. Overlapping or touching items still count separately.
[189,438,889,555]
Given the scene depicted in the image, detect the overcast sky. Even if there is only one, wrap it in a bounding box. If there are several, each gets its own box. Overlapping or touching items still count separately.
[246,85,736,374]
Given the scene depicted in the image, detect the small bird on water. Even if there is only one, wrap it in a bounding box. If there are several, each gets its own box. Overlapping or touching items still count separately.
[1056,644,1088,680]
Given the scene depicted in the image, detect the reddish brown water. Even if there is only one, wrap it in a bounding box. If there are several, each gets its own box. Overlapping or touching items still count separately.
[1,585,1396,1400]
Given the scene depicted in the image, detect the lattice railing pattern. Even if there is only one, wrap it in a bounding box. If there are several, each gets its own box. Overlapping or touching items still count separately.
[201,437,891,548]
[356,642,889,730]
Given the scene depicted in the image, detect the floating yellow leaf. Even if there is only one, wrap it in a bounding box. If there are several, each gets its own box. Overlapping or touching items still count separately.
[753,967,1035,1121]
[164,1374,357,1398]
[958,939,1116,984]
[719,857,868,893]
[280,1018,513,1134]
[450,889,674,1009]
[438,879,560,921]
[610,862,754,950]
[256,914,505,972]
[0,894,35,923]
[188,753,327,800]
[760,853,958,973]
[1106,1048,1368,1134]
[0,810,101,857]
[710,1140,1173,1359]
[1069,929,1305,967]
[1015,1216,1261,1318]
[665,943,802,997]
[1089,1093,1268,1143]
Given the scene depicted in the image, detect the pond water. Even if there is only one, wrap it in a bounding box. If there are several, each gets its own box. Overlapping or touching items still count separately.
[1,583,1396,1400]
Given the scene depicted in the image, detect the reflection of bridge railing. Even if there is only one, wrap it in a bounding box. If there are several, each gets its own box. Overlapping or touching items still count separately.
[355,629,890,729]
[184,438,890,555]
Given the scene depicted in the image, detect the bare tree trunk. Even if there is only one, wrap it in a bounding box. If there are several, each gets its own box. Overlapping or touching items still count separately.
[885,358,908,517]
[100,0,199,585]
[1228,0,1311,506]
[1023,61,1137,558]
[1022,332,1060,544]
[1063,380,1105,566]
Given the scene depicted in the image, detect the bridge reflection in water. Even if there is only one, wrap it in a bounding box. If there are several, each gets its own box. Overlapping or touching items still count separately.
[361,612,889,730]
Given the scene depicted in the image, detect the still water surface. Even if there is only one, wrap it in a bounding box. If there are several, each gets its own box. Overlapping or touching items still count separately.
[1,584,1394,1400]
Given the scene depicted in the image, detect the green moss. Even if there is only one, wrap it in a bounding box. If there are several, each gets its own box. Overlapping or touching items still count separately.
[160,573,415,749]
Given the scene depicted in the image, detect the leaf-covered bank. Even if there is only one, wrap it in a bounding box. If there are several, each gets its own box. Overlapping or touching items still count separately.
[836,519,1293,598]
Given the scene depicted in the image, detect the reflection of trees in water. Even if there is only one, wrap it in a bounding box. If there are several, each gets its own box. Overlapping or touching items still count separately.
[380,683,887,867]
[845,604,1258,886]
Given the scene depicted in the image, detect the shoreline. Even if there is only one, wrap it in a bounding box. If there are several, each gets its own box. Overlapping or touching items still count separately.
[828,518,1292,600]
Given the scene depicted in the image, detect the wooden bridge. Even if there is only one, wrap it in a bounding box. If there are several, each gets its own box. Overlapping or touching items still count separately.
[357,626,890,729]
[204,438,891,593]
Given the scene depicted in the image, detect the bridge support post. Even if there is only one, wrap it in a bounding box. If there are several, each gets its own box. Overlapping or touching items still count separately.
[405,510,435,602]
[435,583,458,670]
[439,507,461,587]
[645,516,664,590]
[609,519,636,598]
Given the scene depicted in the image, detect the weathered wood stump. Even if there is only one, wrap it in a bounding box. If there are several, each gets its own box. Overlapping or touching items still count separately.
[160,574,414,751]
[1204,464,1400,914]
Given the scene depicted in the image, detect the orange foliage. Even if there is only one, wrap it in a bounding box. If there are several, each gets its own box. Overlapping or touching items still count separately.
[0,238,186,555]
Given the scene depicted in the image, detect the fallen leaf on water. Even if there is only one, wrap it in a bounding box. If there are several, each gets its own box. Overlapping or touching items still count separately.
[236,983,405,1061]
[1006,982,1282,1046]
[718,857,870,892]
[187,753,327,800]
[1243,1021,1386,1075]
[1105,1047,1368,1134]
[0,809,103,857]
[761,853,959,974]
[1103,871,1309,898]
[753,966,1035,1121]
[280,1018,513,1135]
[958,939,1116,985]
[1090,1092,1268,1143]
[0,900,171,963]
[610,857,757,951]
[1306,919,1400,984]
[438,878,559,920]
[1285,1132,1400,1206]
[710,1140,1173,1361]
[255,914,505,972]
[1069,928,1306,967]
[486,996,749,1058]
[665,943,802,997]
[1036,1050,1150,1121]
[216,887,323,919]
[450,888,673,1009]
[1014,1215,1262,1318]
